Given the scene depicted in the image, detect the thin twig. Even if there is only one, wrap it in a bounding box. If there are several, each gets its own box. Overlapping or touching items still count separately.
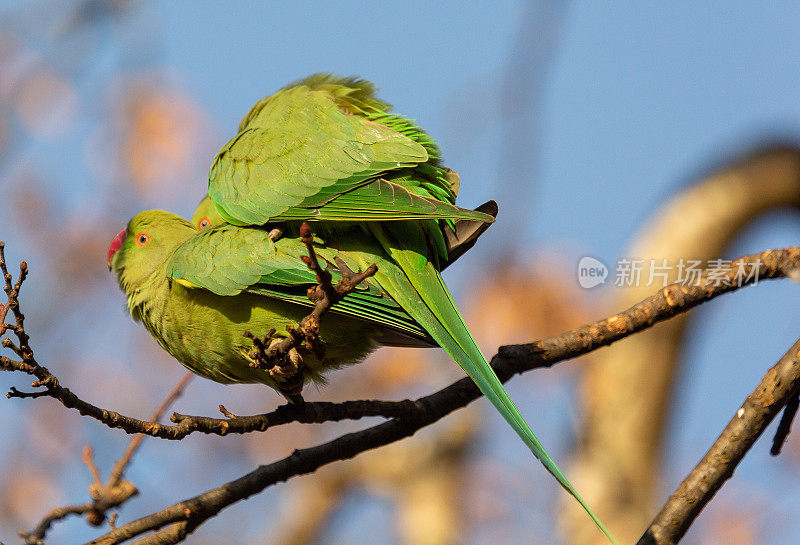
[770,392,800,455]
[83,447,104,489]
[18,504,95,545]
[637,337,800,545]
[19,374,193,543]
[0,301,10,336]
[107,372,193,487]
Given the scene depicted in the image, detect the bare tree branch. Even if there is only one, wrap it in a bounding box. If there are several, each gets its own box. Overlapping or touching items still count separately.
[18,504,95,545]
[637,336,800,545]
[81,248,800,545]
[126,522,189,545]
[2,246,797,442]
[5,241,800,544]
[17,373,193,544]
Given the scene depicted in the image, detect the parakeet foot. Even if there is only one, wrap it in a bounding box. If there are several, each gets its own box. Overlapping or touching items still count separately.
[267,227,283,241]
[245,329,306,375]
[244,329,308,405]
[267,344,304,379]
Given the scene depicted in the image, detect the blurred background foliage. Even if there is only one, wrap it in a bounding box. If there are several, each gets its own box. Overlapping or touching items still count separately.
[1,1,800,544]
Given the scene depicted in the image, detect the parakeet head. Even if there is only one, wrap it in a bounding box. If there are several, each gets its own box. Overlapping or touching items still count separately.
[108,210,195,294]
[190,195,226,231]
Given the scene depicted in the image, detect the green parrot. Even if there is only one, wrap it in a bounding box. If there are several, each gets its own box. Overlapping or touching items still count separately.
[108,75,616,543]
[110,211,436,387]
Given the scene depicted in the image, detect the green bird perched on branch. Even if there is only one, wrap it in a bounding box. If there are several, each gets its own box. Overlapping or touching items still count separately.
[108,74,617,543]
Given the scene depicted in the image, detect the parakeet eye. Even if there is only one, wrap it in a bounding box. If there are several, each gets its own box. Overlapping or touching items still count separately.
[198,217,211,230]
[136,232,150,246]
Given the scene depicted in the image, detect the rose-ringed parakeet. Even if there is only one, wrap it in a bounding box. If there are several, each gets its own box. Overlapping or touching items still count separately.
[108,75,617,543]
[109,212,442,387]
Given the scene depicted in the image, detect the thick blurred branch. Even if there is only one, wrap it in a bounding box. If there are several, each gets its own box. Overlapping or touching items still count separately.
[637,336,800,545]
[561,147,800,545]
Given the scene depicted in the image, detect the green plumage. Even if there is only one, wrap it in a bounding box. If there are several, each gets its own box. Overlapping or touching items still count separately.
[110,212,432,386]
[111,74,616,544]
[208,75,485,229]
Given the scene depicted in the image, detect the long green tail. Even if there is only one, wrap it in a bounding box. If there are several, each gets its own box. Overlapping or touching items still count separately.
[369,223,618,545]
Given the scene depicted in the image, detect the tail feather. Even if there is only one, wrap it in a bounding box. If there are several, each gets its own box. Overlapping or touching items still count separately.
[368,223,618,545]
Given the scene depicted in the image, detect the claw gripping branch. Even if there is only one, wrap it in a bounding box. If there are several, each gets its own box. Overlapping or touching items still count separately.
[244,223,378,403]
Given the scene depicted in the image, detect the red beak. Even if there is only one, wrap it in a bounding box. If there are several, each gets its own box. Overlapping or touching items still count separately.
[107,228,127,270]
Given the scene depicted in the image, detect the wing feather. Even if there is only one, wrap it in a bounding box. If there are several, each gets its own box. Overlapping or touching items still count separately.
[166,225,433,343]
[209,86,430,225]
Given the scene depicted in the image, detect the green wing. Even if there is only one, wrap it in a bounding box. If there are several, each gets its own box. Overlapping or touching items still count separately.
[167,224,287,296]
[271,177,493,222]
[208,76,492,226]
[166,224,434,344]
[210,84,422,224]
